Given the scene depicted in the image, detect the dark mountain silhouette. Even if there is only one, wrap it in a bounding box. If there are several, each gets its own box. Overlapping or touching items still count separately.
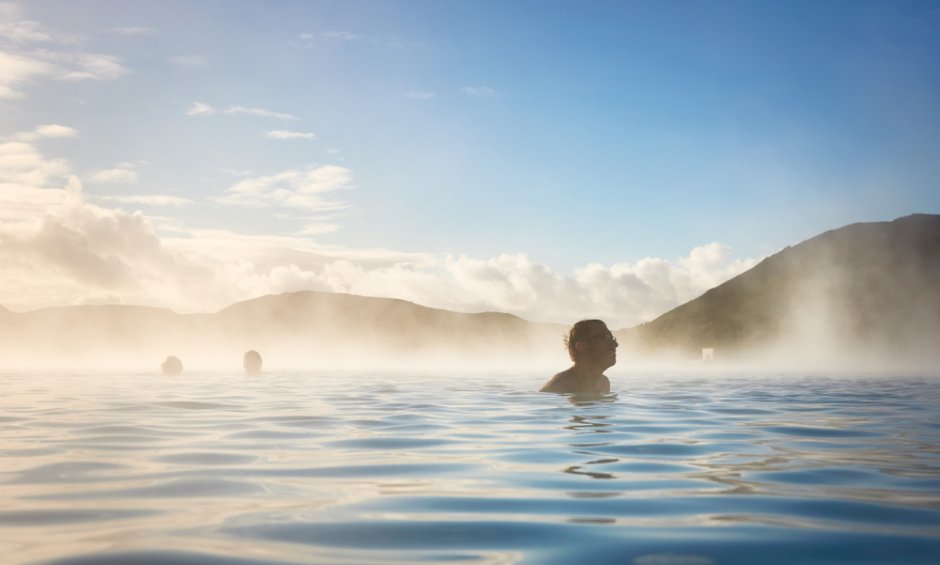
[623,214,940,363]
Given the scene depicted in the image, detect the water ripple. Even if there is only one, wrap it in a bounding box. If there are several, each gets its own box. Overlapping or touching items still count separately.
[0,371,937,564]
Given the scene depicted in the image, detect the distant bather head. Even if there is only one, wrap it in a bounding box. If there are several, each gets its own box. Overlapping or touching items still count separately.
[243,350,263,375]
[161,355,183,376]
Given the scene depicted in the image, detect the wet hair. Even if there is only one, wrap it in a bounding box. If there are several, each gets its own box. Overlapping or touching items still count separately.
[564,319,605,362]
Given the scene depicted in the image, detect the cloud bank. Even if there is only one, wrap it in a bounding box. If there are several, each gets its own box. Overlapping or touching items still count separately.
[0,124,757,328]
[0,136,756,327]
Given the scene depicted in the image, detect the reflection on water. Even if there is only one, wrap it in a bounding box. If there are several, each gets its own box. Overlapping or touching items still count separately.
[563,457,618,480]
[0,371,938,564]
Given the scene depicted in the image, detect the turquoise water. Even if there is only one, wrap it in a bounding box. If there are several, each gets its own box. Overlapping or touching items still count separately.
[1,370,938,564]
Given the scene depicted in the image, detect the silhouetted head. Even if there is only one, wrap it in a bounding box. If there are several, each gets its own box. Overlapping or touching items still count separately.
[243,350,262,375]
[161,355,183,376]
[565,319,618,368]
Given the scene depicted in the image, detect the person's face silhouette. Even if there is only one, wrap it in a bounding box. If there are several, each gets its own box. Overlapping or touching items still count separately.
[579,322,617,369]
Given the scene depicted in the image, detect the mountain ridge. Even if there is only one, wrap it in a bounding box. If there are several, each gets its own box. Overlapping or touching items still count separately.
[623,213,940,364]
[0,290,567,369]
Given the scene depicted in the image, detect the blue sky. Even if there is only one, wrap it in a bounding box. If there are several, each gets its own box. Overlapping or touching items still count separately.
[1,0,938,327]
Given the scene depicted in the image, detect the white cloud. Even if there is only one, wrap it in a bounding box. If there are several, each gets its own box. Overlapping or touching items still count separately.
[242,247,757,329]
[1,19,51,42]
[219,164,352,211]
[0,196,757,327]
[0,8,122,96]
[462,85,496,97]
[0,182,70,223]
[34,124,77,138]
[220,168,253,177]
[297,222,339,236]
[0,140,71,189]
[0,185,203,308]
[323,30,362,41]
[0,50,55,97]
[89,168,138,184]
[186,101,216,116]
[297,30,362,46]
[0,47,127,98]
[46,52,129,81]
[678,242,756,291]
[0,140,210,310]
[99,194,194,207]
[266,130,315,140]
[12,124,78,141]
[406,91,435,100]
[224,105,298,120]
[187,103,298,120]
[0,5,55,43]
[106,26,157,36]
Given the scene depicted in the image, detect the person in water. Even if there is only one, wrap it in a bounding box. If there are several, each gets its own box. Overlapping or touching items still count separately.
[243,350,263,375]
[161,355,183,376]
[540,319,617,393]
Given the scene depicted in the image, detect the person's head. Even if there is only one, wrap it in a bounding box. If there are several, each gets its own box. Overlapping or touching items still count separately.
[565,319,618,368]
[243,350,262,375]
[161,355,183,376]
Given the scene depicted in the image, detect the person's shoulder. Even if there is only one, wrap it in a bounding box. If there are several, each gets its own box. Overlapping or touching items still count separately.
[539,369,575,393]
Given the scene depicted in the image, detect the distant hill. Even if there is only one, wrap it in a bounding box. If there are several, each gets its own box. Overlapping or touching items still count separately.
[625,214,940,363]
[0,291,565,369]
[216,291,549,350]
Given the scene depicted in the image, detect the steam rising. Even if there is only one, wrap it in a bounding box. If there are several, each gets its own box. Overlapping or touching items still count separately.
[622,215,940,373]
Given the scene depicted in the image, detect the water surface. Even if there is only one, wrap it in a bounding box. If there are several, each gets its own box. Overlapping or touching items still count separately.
[1,370,938,564]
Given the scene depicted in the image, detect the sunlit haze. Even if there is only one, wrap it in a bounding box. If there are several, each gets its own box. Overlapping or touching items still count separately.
[2,0,939,331]
[3,6,940,561]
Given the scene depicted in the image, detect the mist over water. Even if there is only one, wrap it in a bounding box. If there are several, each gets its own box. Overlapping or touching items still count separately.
[618,215,940,373]
[1,369,939,564]
[1,297,938,376]
[3,214,939,374]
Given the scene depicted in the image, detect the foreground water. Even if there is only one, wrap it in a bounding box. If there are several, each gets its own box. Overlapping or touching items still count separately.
[1,370,938,564]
